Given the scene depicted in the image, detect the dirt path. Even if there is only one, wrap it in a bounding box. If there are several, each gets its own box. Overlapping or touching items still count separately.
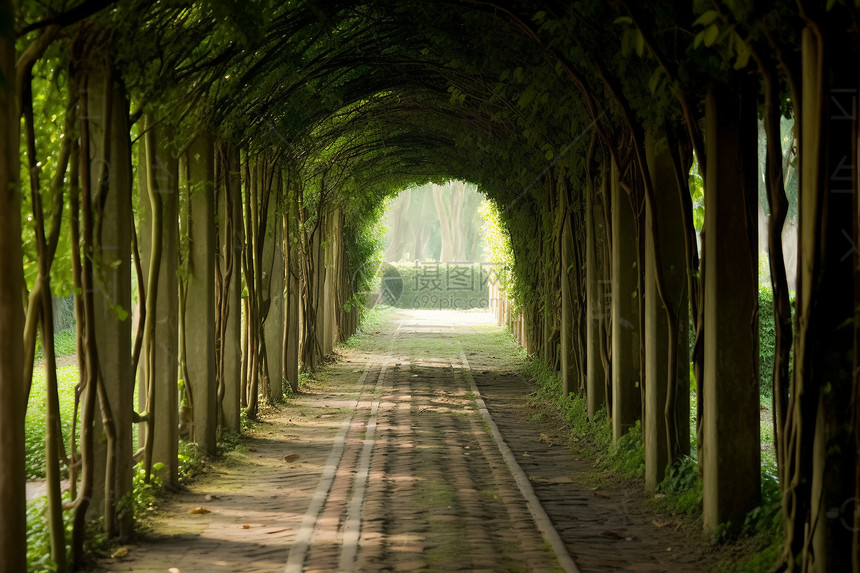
[98,309,723,573]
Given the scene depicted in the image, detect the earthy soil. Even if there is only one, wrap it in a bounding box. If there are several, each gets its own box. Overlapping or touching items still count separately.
[95,309,734,573]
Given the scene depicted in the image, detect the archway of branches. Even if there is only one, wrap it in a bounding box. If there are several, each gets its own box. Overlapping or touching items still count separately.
[1,1,858,571]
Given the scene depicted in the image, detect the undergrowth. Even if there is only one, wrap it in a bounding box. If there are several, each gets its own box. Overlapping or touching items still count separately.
[521,352,784,572]
[25,491,113,573]
[521,355,644,480]
[25,364,78,479]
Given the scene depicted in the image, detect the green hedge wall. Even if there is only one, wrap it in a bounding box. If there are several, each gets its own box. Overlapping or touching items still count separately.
[380,262,496,309]
[758,285,795,400]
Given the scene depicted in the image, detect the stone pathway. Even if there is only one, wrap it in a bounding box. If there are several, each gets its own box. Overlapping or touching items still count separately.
[97,309,723,573]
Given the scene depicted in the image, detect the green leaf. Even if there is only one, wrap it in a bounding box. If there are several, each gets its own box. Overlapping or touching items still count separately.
[614,16,633,25]
[648,69,662,94]
[693,10,719,28]
[733,44,751,70]
[545,149,554,161]
[518,87,535,109]
[703,24,719,47]
[693,30,705,49]
[114,304,129,321]
[635,30,645,56]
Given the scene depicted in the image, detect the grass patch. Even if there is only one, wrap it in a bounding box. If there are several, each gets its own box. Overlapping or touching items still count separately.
[521,350,783,570]
[34,328,78,362]
[25,364,79,479]
[26,490,113,573]
[341,305,394,350]
[714,531,783,573]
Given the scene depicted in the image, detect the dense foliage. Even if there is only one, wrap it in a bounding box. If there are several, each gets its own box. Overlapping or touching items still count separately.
[4,1,860,572]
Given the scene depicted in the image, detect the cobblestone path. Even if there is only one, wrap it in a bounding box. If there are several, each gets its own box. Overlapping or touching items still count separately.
[98,310,722,573]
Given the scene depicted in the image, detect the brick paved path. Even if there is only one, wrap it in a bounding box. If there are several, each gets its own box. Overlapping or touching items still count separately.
[99,309,722,573]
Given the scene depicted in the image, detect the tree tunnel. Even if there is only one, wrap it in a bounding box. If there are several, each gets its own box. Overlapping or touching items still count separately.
[1,1,859,571]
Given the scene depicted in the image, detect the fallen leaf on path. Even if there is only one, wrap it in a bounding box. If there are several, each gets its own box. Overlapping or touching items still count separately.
[188,507,210,515]
[242,524,250,529]
[599,530,624,539]
[652,519,674,528]
[538,433,553,445]
[284,454,300,462]
[593,491,611,499]
[111,546,129,559]
[169,568,181,573]
[522,451,530,456]
[205,494,220,501]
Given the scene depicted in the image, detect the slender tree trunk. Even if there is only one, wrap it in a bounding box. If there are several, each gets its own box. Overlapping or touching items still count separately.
[186,134,218,454]
[89,62,132,540]
[136,120,180,487]
[665,130,702,473]
[242,153,260,417]
[284,194,301,393]
[761,69,793,486]
[141,115,164,483]
[0,9,28,567]
[560,177,576,397]
[22,49,72,569]
[611,158,641,442]
[72,68,105,565]
[586,161,607,419]
[643,131,690,490]
[780,23,857,572]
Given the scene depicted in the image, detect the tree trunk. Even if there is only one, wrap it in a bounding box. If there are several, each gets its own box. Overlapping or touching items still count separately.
[264,173,285,401]
[560,181,576,397]
[761,67,793,488]
[780,24,857,572]
[242,153,260,417]
[701,86,760,534]
[586,166,607,418]
[22,42,71,568]
[643,131,690,491]
[217,143,242,432]
[138,118,179,487]
[611,158,641,441]
[284,189,301,393]
[0,8,28,568]
[88,64,133,538]
[185,134,217,455]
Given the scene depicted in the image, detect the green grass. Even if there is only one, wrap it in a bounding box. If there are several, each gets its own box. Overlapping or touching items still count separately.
[34,328,77,362]
[714,532,783,573]
[521,355,645,480]
[521,349,783,567]
[25,364,79,479]
[341,305,394,350]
